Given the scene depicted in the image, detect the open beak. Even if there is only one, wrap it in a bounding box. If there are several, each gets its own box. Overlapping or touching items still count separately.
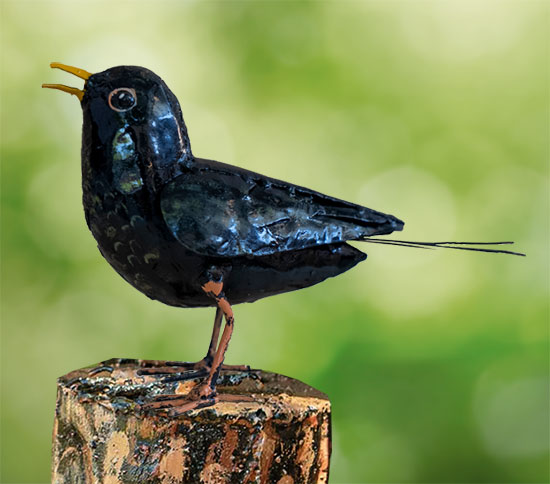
[42,62,92,101]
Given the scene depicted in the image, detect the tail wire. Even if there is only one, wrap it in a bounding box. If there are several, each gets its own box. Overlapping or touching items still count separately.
[360,238,525,256]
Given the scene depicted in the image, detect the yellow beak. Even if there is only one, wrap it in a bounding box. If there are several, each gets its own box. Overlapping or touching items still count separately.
[42,62,92,101]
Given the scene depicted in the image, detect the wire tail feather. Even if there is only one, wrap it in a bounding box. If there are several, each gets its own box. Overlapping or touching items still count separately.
[360,238,526,256]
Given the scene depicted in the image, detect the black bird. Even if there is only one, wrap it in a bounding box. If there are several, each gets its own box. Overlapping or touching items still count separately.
[43,63,523,413]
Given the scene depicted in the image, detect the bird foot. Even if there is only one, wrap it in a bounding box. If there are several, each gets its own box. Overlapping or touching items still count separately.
[142,383,254,416]
[136,358,250,379]
[218,363,251,372]
[136,358,210,376]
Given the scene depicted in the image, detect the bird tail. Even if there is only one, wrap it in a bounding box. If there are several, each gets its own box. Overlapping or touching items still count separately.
[359,238,525,256]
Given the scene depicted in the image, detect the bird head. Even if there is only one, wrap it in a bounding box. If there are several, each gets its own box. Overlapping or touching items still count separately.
[43,63,193,185]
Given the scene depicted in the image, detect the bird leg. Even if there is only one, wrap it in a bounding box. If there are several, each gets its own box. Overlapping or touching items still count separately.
[202,306,223,367]
[203,306,250,373]
[145,282,243,413]
[137,307,248,379]
[190,279,236,400]
[144,275,252,415]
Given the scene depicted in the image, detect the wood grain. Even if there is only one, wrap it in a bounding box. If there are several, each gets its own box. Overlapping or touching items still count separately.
[52,358,331,484]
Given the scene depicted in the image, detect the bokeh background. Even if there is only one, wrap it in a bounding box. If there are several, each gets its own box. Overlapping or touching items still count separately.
[1,1,548,483]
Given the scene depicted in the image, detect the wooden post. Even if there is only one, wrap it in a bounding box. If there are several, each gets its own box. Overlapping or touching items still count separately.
[52,359,331,484]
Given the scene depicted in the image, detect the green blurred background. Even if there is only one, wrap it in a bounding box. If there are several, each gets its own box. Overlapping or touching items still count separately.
[1,1,548,482]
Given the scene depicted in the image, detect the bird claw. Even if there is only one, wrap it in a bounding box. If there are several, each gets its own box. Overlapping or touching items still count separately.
[220,363,252,372]
[136,358,210,376]
[136,358,251,378]
[142,384,255,416]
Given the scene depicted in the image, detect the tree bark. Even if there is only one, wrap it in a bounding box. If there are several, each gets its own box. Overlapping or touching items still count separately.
[52,358,331,484]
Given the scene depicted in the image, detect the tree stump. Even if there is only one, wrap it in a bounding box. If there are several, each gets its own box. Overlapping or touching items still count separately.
[52,358,331,484]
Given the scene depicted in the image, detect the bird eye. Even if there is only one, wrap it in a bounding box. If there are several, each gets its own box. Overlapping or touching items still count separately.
[108,88,137,112]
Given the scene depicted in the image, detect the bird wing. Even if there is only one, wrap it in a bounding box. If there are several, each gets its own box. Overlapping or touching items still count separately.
[160,158,404,257]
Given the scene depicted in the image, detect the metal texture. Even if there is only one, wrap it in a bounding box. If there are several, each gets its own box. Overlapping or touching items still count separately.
[76,65,403,308]
[45,63,406,412]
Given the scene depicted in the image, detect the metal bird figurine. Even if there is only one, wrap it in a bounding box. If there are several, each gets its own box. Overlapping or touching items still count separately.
[43,63,523,413]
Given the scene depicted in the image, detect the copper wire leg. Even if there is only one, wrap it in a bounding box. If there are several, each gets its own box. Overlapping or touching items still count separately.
[138,307,247,380]
[144,278,252,414]
[198,280,235,395]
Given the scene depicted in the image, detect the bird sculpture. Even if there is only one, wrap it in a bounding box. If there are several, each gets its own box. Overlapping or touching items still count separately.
[43,62,523,413]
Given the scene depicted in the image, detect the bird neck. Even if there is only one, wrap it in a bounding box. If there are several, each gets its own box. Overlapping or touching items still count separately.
[135,112,194,180]
[81,107,194,197]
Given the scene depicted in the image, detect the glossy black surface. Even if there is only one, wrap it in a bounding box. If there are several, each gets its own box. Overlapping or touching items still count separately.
[79,66,403,308]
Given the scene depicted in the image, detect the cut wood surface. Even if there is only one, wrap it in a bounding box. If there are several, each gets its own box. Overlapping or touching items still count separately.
[52,358,331,484]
